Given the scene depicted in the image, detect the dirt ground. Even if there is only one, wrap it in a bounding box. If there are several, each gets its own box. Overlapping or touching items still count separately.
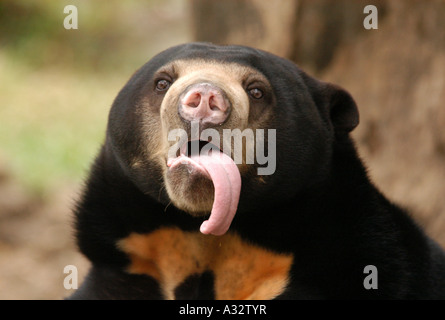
[0,162,89,300]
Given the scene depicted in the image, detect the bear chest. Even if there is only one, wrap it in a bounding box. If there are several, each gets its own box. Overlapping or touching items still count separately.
[118,227,293,299]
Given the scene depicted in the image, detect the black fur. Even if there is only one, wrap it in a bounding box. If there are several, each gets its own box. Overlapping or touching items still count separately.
[70,43,445,299]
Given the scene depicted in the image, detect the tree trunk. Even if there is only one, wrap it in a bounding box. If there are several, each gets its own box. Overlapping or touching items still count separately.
[189,0,445,246]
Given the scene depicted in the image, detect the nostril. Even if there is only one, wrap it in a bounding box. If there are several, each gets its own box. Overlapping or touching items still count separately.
[179,83,230,125]
[187,101,198,108]
[209,96,221,111]
[184,92,201,109]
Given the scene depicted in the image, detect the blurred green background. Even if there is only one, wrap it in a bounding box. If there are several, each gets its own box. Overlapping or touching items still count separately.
[0,0,189,195]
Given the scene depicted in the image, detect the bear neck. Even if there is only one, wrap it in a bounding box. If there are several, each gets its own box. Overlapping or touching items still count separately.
[77,138,395,231]
[74,136,426,266]
[77,136,388,228]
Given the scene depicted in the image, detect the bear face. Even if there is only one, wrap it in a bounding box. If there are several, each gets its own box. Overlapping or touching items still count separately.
[105,43,359,236]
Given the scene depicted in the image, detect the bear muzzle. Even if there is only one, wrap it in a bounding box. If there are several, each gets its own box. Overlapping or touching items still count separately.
[178,82,231,128]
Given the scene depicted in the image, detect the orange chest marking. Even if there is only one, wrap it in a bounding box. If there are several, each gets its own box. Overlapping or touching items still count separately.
[118,227,293,300]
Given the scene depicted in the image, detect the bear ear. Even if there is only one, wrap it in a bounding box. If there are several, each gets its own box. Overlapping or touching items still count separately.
[325,84,359,134]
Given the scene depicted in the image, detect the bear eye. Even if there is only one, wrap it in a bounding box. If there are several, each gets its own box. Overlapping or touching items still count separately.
[248,88,263,99]
[155,79,171,91]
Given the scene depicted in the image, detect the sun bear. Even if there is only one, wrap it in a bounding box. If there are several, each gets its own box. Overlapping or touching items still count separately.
[69,43,445,299]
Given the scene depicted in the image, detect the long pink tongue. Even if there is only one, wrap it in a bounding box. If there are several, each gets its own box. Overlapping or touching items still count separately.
[168,151,241,236]
[194,152,241,236]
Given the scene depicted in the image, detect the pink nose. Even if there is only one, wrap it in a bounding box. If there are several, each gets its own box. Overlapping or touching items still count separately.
[179,83,230,125]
